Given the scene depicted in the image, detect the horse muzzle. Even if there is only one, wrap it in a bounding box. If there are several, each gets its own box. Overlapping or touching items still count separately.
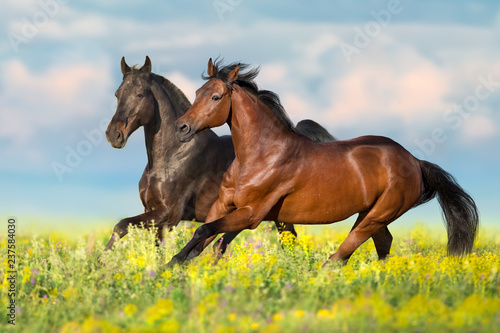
[106,126,126,148]
[176,121,195,142]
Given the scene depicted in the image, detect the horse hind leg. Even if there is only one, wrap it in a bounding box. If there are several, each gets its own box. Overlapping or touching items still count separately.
[276,221,297,237]
[346,213,393,259]
[324,197,404,266]
[372,226,393,260]
[324,216,391,266]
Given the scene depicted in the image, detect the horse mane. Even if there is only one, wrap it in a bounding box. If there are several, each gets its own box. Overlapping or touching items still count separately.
[127,67,192,114]
[149,73,192,114]
[203,59,297,133]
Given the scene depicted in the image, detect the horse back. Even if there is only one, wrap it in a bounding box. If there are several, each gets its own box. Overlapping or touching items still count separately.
[264,135,423,223]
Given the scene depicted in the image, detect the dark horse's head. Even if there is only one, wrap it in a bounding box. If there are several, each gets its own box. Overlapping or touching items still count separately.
[106,56,155,148]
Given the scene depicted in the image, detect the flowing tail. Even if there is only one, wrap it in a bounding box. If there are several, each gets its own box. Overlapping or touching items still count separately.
[417,160,479,256]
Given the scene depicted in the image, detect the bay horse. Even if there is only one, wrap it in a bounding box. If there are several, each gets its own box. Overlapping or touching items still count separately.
[167,59,479,266]
[102,56,335,254]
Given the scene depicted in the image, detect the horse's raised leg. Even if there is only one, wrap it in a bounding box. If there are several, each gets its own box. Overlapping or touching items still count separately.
[208,222,296,257]
[103,207,172,251]
[371,226,393,260]
[185,231,241,261]
[212,231,241,253]
[164,207,255,267]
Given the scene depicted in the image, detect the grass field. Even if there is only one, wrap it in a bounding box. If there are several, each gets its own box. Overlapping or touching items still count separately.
[1,222,499,332]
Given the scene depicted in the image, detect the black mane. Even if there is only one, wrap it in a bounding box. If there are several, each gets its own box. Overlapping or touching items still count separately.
[126,66,192,115]
[149,72,192,114]
[203,59,297,133]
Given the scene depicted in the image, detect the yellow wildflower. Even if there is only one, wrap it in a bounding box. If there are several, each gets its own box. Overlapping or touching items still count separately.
[294,310,305,318]
[159,319,180,333]
[317,309,330,318]
[82,317,120,333]
[132,273,142,284]
[124,304,138,317]
[62,287,79,300]
[22,266,31,284]
[161,270,172,280]
[250,323,260,331]
[60,321,80,333]
[133,256,147,269]
[144,298,174,324]
[272,313,283,321]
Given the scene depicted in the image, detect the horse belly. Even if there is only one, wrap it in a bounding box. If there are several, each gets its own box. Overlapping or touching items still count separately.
[274,179,371,224]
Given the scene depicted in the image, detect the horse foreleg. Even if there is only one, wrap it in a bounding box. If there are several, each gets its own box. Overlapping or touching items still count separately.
[204,222,296,258]
[103,207,171,252]
[164,207,254,267]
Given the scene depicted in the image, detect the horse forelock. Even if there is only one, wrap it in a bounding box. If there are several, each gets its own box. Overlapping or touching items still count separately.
[122,68,192,114]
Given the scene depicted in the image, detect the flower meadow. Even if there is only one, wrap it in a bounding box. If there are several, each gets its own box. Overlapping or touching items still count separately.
[1,222,499,333]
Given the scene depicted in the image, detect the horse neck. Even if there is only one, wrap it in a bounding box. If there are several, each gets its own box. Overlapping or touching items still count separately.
[229,88,292,162]
[144,81,189,168]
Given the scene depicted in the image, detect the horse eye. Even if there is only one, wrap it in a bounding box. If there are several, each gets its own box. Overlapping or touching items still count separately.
[137,93,144,99]
[212,95,221,101]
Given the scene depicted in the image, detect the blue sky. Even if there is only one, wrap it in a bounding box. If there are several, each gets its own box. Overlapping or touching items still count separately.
[1,0,499,230]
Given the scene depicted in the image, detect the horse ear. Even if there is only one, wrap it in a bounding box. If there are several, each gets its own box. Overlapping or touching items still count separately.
[140,56,152,75]
[121,57,131,75]
[227,64,240,83]
[207,58,217,77]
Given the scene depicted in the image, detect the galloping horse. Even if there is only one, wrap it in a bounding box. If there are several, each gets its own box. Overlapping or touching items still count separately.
[167,59,479,266]
[102,56,335,254]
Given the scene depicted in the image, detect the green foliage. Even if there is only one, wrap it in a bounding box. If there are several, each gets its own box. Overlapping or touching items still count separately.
[1,223,499,332]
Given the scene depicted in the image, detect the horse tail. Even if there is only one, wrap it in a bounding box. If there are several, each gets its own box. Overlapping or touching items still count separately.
[295,119,336,143]
[417,160,479,256]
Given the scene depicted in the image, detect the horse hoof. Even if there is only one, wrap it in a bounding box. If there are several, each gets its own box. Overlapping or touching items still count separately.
[321,258,346,269]
[160,256,183,270]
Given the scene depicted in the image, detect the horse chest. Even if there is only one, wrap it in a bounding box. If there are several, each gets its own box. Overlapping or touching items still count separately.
[139,173,163,211]
[232,168,289,207]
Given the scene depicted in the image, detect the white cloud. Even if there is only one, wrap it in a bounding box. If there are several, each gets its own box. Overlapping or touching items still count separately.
[40,14,109,39]
[324,49,451,125]
[2,0,39,14]
[166,72,201,103]
[281,93,311,120]
[259,63,287,84]
[291,33,340,77]
[461,115,497,142]
[2,14,500,167]
[0,59,112,144]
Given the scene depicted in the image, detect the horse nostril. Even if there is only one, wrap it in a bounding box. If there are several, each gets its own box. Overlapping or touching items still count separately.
[116,131,122,140]
[179,123,190,135]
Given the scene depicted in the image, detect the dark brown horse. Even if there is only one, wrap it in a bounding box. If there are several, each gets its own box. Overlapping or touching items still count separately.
[167,59,479,266]
[102,56,335,254]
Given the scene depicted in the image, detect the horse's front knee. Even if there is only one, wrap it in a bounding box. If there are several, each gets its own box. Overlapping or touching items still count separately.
[113,219,130,237]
